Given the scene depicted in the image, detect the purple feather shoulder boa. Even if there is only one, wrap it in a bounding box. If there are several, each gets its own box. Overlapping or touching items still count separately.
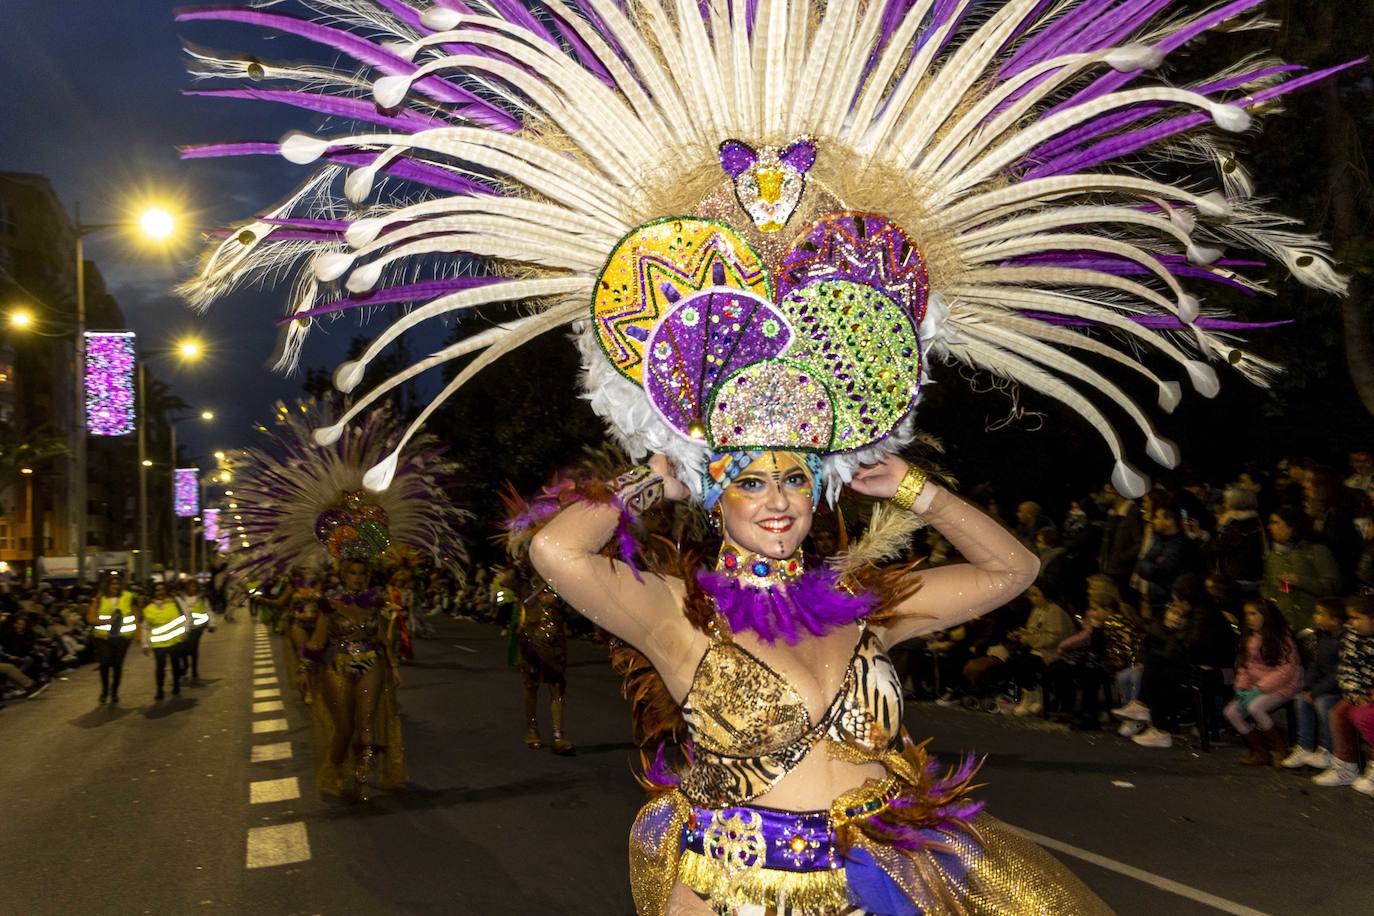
[696,566,876,645]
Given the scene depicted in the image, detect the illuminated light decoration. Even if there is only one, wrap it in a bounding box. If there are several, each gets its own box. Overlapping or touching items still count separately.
[84,332,137,437]
[174,467,200,517]
[204,508,221,542]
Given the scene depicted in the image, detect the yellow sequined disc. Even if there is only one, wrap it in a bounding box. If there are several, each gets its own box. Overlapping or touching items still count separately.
[592,217,770,383]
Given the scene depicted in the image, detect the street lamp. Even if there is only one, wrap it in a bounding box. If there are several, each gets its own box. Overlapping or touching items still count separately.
[70,202,181,587]
[9,310,33,330]
[135,338,203,581]
[200,410,215,421]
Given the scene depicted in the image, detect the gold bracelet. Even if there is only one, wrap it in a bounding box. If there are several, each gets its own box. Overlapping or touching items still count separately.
[890,465,928,512]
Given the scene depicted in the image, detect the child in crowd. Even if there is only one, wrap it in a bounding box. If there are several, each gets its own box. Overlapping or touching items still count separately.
[1282,597,1346,769]
[1046,577,1139,730]
[1313,596,1374,792]
[1008,585,1075,716]
[1224,599,1302,766]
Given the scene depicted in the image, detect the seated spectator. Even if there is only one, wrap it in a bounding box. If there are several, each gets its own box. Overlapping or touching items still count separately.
[1047,577,1140,730]
[1312,596,1374,793]
[1115,574,1237,748]
[1224,599,1302,766]
[1262,507,1342,630]
[1282,597,1345,770]
[929,625,973,706]
[1305,468,1362,576]
[1007,585,1074,716]
[0,613,50,684]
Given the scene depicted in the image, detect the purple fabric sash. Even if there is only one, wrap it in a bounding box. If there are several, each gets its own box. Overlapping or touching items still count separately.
[682,804,840,872]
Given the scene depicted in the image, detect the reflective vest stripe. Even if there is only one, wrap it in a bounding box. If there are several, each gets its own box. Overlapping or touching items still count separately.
[149,619,187,644]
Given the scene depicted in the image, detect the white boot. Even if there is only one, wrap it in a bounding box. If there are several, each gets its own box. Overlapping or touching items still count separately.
[1313,760,1359,787]
[1111,699,1151,722]
[1306,747,1332,769]
[1131,726,1172,748]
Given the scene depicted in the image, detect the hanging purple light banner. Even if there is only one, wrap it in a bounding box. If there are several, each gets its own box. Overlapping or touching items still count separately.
[84,332,137,436]
[175,468,200,517]
[203,508,220,542]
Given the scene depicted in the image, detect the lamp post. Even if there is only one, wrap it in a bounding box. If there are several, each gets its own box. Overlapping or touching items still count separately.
[69,203,177,587]
[135,338,203,581]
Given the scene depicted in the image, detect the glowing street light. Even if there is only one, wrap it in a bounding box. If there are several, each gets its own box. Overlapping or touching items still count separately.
[178,339,203,360]
[19,467,33,475]
[213,451,225,460]
[139,208,176,241]
[200,410,215,421]
[141,459,154,467]
[8,310,33,329]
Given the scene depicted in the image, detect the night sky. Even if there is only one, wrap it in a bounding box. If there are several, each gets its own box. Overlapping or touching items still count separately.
[1,1,364,463]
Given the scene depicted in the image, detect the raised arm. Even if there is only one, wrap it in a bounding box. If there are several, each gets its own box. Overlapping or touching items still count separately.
[528,458,695,671]
[849,458,1039,646]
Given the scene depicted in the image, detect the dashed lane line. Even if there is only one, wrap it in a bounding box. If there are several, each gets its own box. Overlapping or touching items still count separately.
[253,700,285,713]
[251,742,293,763]
[250,776,301,804]
[252,718,289,734]
[246,822,311,869]
[253,677,277,686]
[254,688,281,699]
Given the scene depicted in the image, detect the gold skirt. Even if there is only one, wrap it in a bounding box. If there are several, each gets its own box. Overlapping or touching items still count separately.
[629,743,1114,916]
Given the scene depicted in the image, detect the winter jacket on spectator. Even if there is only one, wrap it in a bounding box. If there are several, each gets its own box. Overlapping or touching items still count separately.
[1134,531,1198,607]
[1335,627,1374,701]
[1021,601,1075,664]
[1300,628,1343,697]
[1098,505,1143,578]
[1204,513,1266,588]
[1233,632,1302,698]
[1261,541,1342,630]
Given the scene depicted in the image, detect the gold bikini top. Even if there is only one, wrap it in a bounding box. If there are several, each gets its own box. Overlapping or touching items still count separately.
[679,622,904,807]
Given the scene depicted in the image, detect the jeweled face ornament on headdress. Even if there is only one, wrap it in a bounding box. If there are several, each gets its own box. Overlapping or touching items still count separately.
[715,451,818,561]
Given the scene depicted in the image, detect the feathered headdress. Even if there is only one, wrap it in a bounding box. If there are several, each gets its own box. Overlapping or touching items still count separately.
[178,0,1358,500]
[230,400,470,577]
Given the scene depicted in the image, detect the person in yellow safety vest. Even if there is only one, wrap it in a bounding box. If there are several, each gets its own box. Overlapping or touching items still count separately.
[141,581,188,700]
[87,574,139,705]
[176,580,214,682]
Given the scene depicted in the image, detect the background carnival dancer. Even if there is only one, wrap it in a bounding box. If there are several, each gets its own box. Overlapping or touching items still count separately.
[306,557,406,800]
[229,401,467,799]
[87,575,138,705]
[180,0,1353,910]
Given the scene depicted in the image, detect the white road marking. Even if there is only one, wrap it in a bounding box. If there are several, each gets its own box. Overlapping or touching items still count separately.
[252,718,289,734]
[246,822,311,868]
[251,742,293,763]
[253,667,275,675]
[253,700,285,713]
[250,776,301,804]
[254,688,281,699]
[253,676,277,686]
[451,644,477,654]
[1002,824,1272,916]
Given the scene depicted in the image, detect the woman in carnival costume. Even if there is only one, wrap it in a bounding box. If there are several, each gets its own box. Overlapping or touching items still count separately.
[232,403,469,798]
[181,0,1351,907]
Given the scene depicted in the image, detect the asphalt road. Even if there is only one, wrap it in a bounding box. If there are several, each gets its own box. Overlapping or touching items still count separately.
[4,613,1371,915]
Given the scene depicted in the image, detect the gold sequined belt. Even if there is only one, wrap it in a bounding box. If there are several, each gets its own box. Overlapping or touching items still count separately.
[677,777,902,912]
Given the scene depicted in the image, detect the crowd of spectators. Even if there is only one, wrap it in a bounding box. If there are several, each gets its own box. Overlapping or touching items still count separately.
[898,448,1374,796]
[0,581,96,707]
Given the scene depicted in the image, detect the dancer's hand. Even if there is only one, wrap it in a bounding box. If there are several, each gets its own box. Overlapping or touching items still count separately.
[847,455,911,500]
[648,453,690,502]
